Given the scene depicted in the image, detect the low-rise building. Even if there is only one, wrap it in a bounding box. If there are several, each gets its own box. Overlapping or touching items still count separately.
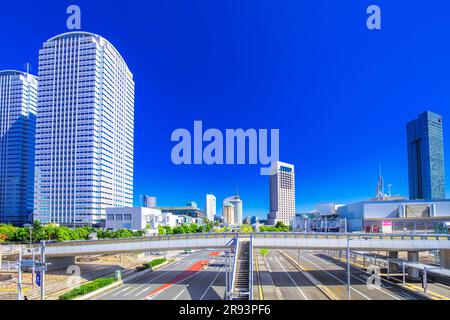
[105,207,177,231]
[337,199,450,233]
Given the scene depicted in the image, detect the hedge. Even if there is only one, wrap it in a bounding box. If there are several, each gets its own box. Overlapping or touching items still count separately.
[136,258,167,271]
[59,277,116,300]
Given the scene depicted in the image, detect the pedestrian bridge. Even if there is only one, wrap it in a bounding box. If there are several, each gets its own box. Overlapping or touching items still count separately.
[34,232,450,257]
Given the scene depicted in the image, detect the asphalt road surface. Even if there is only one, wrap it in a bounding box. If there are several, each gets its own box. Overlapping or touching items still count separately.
[94,250,226,300]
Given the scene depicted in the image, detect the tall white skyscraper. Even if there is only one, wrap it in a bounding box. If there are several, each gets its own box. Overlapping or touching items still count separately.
[205,194,216,222]
[34,32,134,227]
[268,161,296,225]
[0,70,38,225]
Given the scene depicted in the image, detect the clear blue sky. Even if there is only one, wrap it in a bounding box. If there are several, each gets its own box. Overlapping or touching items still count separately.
[1,1,450,218]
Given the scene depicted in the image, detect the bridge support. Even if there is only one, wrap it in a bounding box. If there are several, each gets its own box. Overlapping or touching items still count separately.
[407,251,420,280]
[388,251,399,273]
[440,249,450,269]
[46,256,76,272]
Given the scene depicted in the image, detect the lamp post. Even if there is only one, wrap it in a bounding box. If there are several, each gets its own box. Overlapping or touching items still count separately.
[346,237,351,300]
[23,224,34,287]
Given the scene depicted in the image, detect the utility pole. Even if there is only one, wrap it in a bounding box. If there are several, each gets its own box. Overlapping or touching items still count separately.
[17,250,23,300]
[347,237,351,300]
[402,261,406,285]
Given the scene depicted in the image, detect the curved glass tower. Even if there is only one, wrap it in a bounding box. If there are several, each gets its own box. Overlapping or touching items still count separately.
[0,70,37,225]
[34,32,134,227]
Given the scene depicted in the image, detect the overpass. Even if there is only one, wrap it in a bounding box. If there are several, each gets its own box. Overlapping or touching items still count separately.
[29,232,450,257]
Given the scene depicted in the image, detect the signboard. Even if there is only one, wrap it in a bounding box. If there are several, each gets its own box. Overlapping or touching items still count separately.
[36,272,41,287]
[20,260,35,268]
[382,220,393,233]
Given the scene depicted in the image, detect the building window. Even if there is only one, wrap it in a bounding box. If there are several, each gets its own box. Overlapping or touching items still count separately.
[116,214,123,220]
[107,214,114,221]
[124,214,132,221]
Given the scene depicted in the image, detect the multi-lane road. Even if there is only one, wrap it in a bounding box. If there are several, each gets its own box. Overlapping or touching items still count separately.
[95,250,226,300]
[254,249,428,300]
[91,248,449,300]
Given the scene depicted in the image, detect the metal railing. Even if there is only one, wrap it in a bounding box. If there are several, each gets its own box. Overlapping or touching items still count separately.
[253,232,450,241]
[229,235,239,297]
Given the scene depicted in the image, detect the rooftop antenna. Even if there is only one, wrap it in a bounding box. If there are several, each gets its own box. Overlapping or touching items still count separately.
[387,184,392,197]
[236,186,239,196]
[24,63,31,75]
[376,163,384,199]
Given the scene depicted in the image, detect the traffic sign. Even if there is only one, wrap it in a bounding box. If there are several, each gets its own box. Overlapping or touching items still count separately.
[36,272,41,287]
[20,260,35,268]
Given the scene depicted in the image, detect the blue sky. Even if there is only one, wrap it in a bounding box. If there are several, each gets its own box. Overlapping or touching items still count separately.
[1,1,450,218]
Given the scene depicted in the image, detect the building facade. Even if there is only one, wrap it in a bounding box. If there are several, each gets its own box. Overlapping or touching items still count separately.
[34,32,134,227]
[205,194,216,222]
[105,207,176,230]
[140,195,156,208]
[223,194,243,225]
[407,111,446,200]
[223,202,234,225]
[337,199,450,233]
[267,161,296,225]
[0,70,38,225]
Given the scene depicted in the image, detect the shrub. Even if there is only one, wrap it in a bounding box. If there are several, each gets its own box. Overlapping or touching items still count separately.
[59,277,116,300]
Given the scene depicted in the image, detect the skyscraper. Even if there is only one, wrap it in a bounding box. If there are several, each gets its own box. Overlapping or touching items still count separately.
[267,161,296,225]
[0,70,38,225]
[141,195,157,208]
[223,194,243,225]
[223,202,234,225]
[205,194,216,222]
[407,111,446,200]
[34,32,134,227]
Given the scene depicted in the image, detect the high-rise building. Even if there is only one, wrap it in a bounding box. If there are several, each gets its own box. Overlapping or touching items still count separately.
[223,194,243,225]
[0,70,38,225]
[205,194,216,222]
[223,202,234,225]
[140,195,157,208]
[267,161,296,225]
[407,111,446,200]
[34,32,134,227]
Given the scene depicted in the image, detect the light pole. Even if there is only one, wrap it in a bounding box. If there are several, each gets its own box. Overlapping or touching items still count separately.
[346,237,351,300]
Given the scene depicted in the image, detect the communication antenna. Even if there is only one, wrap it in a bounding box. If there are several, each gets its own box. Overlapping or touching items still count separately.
[387,184,392,197]
[24,63,31,75]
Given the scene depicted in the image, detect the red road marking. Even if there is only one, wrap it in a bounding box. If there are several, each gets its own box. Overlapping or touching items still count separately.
[145,260,208,298]
[208,251,220,257]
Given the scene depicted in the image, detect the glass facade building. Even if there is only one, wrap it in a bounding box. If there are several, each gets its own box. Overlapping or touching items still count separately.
[268,161,296,225]
[0,70,38,225]
[407,111,446,200]
[34,32,134,227]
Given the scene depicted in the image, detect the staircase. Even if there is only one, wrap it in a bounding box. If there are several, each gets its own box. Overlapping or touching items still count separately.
[231,240,250,300]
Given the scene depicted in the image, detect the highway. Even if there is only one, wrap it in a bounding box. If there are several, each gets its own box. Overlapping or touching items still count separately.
[254,249,428,300]
[94,250,226,300]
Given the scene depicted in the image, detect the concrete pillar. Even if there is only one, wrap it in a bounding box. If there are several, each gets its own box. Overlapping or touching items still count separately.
[46,256,76,271]
[388,251,399,273]
[440,249,450,269]
[407,251,420,280]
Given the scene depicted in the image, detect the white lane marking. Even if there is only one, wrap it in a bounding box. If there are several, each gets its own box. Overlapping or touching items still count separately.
[200,267,224,300]
[352,275,400,300]
[146,270,204,300]
[300,253,372,300]
[173,289,185,300]
[274,256,308,300]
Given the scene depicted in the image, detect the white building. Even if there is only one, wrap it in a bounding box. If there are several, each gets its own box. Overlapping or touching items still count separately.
[105,207,177,230]
[337,199,450,233]
[34,32,134,227]
[267,161,296,225]
[315,202,344,216]
[223,195,243,225]
[0,70,38,225]
[205,194,216,222]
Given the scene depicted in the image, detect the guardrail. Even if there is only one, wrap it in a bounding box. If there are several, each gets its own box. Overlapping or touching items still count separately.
[230,235,239,297]
[253,232,450,241]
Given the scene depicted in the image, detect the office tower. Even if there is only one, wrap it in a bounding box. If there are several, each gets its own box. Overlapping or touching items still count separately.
[223,202,234,225]
[223,194,243,225]
[34,32,134,227]
[205,194,216,222]
[407,111,446,200]
[0,70,38,225]
[140,195,157,208]
[267,161,296,225]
